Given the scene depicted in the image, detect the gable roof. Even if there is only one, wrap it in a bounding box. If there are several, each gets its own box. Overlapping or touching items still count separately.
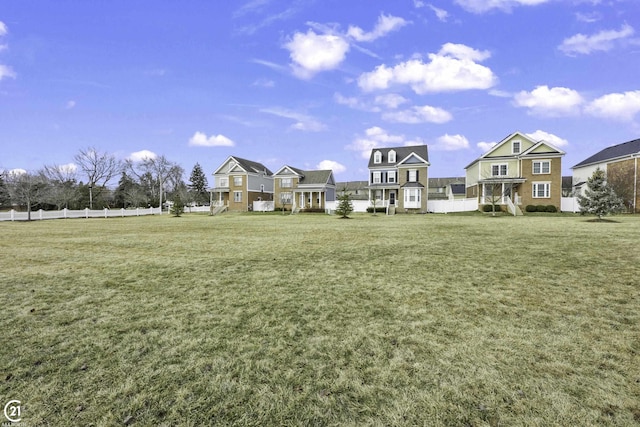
[214,156,273,176]
[274,165,334,186]
[572,138,640,169]
[368,145,429,168]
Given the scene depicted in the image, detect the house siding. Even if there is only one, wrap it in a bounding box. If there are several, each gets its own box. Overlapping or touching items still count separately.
[398,166,428,212]
[520,158,562,208]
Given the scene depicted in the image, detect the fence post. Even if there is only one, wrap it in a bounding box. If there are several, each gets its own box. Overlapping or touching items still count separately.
[10,209,15,221]
[85,208,89,219]
[63,208,68,218]
[121,208,125,217]
[136,208,140,216]
[104,208,108,218]
[39,209,43,220]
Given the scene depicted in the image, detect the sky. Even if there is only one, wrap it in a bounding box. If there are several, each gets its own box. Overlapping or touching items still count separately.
[1,0,639,183]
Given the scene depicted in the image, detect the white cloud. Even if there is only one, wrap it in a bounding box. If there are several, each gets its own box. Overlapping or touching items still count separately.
[58,163,78,174]
[429,5,450,22]
[585,90,640,121]
[128,150,158,162]
[284,30,350,79]
[358,43,496,94]
[0,64,16,80]
[434,134,470,151]
[316,160,346,173]
[260,107,326,132]
[513,85,584,116]
[526,130,569,147]
[477,141,497,152]
[0,21,7,37]
[374,93,409,109]
[347,14,408,42]
[347,126,414,158]
[252,78,275,88]
[559,24,634,56]
[189,131,235,147]
[382,105,453,124]
[334,93,381,112]
[9,168,27,176]
[65,100,76,110]
[455,0,550,14]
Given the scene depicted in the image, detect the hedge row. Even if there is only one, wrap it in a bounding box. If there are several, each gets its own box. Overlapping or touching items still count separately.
[525,204,558,213]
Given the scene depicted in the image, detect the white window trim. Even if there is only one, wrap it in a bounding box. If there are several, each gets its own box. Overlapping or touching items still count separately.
[403,188,421,208]
[388,150,396,163]
[373,171,381,184]
[233,191,242,202]
[532,160,551,175]
[219,178,228,187]
[281,177,292,188]
[532,182,551,198]
[491,163,508,177]
[233,176,242,186]
[512,140,521,154]
[408,169,417,182]
[388,171,396,183]
[374,150,382,164]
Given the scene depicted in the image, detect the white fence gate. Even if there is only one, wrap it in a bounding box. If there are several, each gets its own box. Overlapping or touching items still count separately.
[561,197,580,213]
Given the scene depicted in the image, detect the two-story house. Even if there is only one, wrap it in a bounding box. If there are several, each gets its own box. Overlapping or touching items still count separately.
[272,165,336,212]
[572,137,640,213]
[211,156,274,212]
[367,145,430,213]
[464,131,565,213]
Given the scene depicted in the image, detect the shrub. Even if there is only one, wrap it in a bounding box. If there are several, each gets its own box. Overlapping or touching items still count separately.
[482,204,501,213]
[546,205,558,213]
[536,205,547,212]
[366,207,387,213]
[525,205,537,212]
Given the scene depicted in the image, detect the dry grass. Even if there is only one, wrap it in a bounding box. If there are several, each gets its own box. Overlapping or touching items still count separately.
[1,213,639,426]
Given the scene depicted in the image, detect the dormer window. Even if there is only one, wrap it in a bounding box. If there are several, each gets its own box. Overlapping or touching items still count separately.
[512,141,521,154]
[374,150,382,164]
[388,150,396,163]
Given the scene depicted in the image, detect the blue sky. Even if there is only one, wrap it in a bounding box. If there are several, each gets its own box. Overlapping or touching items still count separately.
[1,0,639,182]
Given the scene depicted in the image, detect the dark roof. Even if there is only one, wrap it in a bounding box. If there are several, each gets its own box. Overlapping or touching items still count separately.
[368,145,429,168]
[401,181,425,188]
[428,177,465,188]
[450,183,466,195]
[232,156,273,176]
[299,170,333,185]
[572,138,640,168]
[336,181,368,191]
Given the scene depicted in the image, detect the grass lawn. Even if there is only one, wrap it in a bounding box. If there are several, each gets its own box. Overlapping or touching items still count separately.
[1,213,639,426]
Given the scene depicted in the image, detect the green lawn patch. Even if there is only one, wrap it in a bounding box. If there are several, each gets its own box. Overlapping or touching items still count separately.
[1,214,639,425]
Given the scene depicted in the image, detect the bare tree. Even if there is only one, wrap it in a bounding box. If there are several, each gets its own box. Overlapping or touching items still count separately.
[74,147,122,209]
[42,164,79,209]
[5,171,48,220]
[127,155,181,211]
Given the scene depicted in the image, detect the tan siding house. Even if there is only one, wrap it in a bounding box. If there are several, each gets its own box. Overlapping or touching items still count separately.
[212,156,273,212]
[464,131,565,213]
[273,165,336,212]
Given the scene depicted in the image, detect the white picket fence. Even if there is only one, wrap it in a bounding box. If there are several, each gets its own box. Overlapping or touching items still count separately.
[561,197,580,213]
[0,207,164,221]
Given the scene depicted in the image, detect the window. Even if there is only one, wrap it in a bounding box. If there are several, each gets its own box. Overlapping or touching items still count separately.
[404,188,421,208]
[491,164,508,177]
[281,178,292,188]
[233,191,242,202]
[512,141,521,154]
[532,183,550,198]
[408,169,418,182]
[260,184,265,192]
[374,150,382,164]
[281,192,292,204]
[532,161,550,174]
[374,190,382,200]
[388,150,396,163]
[233,176,242,186]
[388,171,396,183]
[372,171,381,184]
[219,178,228,187]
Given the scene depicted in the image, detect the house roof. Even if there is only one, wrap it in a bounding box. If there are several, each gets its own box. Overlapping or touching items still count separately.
[336,181,368,191]
[214,156,273,176]
[572,138,640,169]
[428,177,465,188]
[450,183,466,195]
[299,170,334,186]
[368,145,429,168]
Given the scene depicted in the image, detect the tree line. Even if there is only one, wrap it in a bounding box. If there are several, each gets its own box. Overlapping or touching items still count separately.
[0,147,209,219]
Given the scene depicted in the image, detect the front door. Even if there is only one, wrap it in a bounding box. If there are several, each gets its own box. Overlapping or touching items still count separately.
[390,192,396,206]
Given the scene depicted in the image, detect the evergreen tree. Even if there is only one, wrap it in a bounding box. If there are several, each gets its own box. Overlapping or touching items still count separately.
[577,167,624,220]
[335,188,353,219]
[188,163,209,205]
[0,173,10,209]
[171,193,184,217]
